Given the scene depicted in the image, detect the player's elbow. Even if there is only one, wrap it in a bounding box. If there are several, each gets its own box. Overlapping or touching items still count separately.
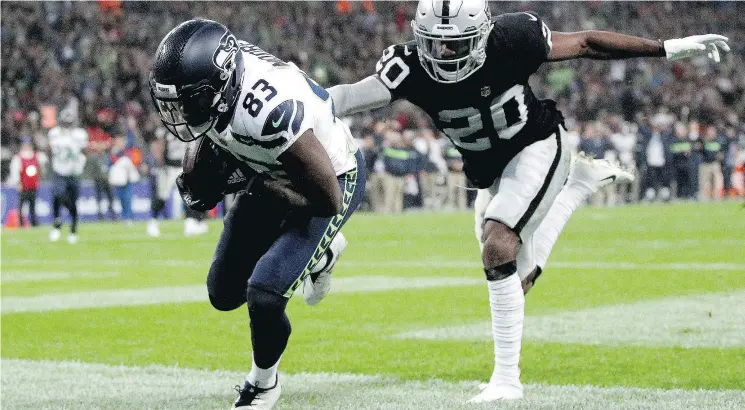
[316,189,343,217]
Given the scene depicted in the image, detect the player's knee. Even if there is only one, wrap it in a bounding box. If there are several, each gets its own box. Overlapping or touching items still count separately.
[246,285,288,317]
[208,293,243,312]
[481,220,520,267]
[206,264,245,312]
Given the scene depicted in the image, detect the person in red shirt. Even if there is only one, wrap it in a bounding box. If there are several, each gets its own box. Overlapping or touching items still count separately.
[8,137,48,227]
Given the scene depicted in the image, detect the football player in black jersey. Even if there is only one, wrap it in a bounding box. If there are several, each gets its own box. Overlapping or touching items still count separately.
[328,0,729,402]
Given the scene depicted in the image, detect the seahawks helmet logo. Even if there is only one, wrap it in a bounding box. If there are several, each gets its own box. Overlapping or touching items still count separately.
[213,32,238,71]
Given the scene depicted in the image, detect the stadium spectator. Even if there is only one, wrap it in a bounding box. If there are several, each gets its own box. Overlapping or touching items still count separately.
[443,142,468,212]
[144,136,165,237]
[380,130,410,213]
[722,125,740,198]
[687,119,704,196]
[698,124,725,201]
[7,137,47,227]
[579,122,617,206]
[609,119,639,203]
[87,126,115,220]
[412,127,446,210]
[670,121,697,200]
[356,126,384,212]
[108,131,140,224]
[638,118,674,202]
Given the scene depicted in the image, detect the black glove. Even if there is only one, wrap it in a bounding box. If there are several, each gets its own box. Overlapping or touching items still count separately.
[176,172,224,212]
[178,137,256,212]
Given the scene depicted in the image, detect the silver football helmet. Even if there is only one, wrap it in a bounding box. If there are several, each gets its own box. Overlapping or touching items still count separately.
[412,0,493,83]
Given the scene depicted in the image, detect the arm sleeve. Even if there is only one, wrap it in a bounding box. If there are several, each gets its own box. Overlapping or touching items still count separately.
[495,12,552,73]
[327,76,393,117]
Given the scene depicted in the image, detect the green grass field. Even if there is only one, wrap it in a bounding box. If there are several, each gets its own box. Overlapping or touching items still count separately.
[2,202,744,409]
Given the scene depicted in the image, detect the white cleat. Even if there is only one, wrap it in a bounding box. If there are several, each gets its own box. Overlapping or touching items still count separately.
[196,221,209,235]
[303,232,348,306]
[147,219,161,237]
[185,218,209,237]
[232,377,281,409]
[67,234,78,244]
[467,382,523,403]
[49,229,61,242]
[569,152,635,192]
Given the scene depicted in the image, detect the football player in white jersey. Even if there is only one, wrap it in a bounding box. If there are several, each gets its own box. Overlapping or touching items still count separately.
[146,128,209,238]
[327,0,729,402]
[150,20,364,410]
[48,109,88,244]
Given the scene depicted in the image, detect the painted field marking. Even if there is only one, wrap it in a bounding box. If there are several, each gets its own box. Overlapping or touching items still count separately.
[1,276,483,314]
[397,290,745,348]
[4,258,744,271]
[1,271,120,283]
[2,359,743,410]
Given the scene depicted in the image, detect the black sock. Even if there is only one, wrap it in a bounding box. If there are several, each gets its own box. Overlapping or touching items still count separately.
[69,201,78,234]
[247,287,291,369]
[52,197,62,229]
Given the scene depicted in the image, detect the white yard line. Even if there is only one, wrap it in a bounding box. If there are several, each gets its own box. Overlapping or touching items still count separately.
[2,359,743,410]
[0,276,482,314]
[397,290,745,348]
[4,258,745,271]
[0,271,120,283]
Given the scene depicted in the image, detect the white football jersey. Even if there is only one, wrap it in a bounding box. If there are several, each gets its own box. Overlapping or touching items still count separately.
[164,132,186,166]
[48,126,88,176]
[205,43,358,178]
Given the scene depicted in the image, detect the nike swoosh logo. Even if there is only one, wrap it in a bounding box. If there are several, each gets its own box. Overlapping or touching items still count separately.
[404,46,412,56]
[523,12,538,21]
[600,175,617,183]
[272,111,286,128]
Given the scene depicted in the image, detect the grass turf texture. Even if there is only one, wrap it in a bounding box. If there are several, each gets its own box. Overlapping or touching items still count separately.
[2,202,745,408]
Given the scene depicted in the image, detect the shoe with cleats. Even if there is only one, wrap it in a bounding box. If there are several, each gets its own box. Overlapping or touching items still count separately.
[569,152,635,192]
[303,232,348,306]
[467,382,523,403]
[232,376,281,410]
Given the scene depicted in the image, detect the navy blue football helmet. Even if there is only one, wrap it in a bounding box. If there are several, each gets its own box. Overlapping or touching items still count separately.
[150,19,244,141]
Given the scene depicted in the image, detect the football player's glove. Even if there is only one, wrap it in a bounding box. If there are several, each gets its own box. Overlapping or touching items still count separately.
[663,34,730,63]
[177,137,255,212]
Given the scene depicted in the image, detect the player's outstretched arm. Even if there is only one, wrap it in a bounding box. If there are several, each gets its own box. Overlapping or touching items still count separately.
[548,31,730,62]
[327,76,393,117]
[278,129,343,217]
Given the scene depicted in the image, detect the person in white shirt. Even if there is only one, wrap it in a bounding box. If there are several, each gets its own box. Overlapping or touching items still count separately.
[610,121,639,203]
[146,128,209,237]
[48,109,88,243]
[108,135,141,224]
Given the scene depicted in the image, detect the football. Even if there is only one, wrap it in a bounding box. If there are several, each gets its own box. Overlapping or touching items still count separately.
[178,137,237,210]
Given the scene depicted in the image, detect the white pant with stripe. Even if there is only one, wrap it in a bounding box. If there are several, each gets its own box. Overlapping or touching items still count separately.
[474,127,571,280]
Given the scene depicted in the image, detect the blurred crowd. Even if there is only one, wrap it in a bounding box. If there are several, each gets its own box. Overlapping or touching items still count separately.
[2,1,744,216]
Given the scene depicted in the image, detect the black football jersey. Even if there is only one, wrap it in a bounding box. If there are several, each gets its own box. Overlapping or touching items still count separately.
[375,12,564,187]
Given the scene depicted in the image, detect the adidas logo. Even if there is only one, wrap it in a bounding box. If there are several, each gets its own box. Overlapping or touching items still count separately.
[227,168,246,185]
